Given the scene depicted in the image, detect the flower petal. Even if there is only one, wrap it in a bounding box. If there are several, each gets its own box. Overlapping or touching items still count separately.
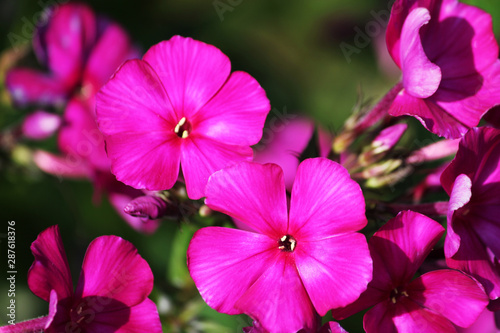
[96,59,181,191]
[193,71,270,146]
[389,89,469,139]
[28,225,73,302]
[370,211,444,287]
[187,227,278,315]
[83,298,162,333]
[295,233,372,315]
[21,110,61,140]
[180,135,253,199]
[400,8,441,99]
[6,68,67,107]
[83,21,138,96]
[407,270,488,327]
[445,174,472,257]
[33,150,91,178]
[363,300,397,333]
[45,3,96,87]
[143,36,231,117]
[75,236,154,307]
[204,161,287,237]
[235,255,318,333]
[289,158,367,240]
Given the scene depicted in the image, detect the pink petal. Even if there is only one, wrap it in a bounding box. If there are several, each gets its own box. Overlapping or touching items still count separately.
[75,236,154,308]
[363,300,398,333]
[456,308,500,333]
[45,290,72,333]
[445,174,472,257]
[143,36,231,117]
[21,111,61,140]
[391,297,457,333]
[33,150,91,178]
[6,68,67,107]
[295,233,372,315]
[96,59,181,191]
[319,322,348,333]
[28,225,73,302]
[84,298,162,333]
[193,71,270,146]
[253,117,315,191]
[407,270,488,327]
[58,98,109,172]
[370,211,444,286]
[289,158,367,240]
[83,22,138,96]
[400,8,441,99]
[234,254,318,333]
[331,285,387,320]
[180,135,253,199]
[45,3,96,87]
[389,90,469,139]
[187,227,278,315]
[204,162,287,237]
[446,221,500,301]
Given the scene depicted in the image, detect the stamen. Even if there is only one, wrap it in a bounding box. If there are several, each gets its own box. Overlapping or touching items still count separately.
[278,235,297,252]
[181,130,189,139]
[174,117,192,138]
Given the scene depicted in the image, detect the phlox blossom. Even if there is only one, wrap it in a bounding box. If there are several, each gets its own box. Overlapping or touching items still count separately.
[96,35,270,199]
[187,158,372,332]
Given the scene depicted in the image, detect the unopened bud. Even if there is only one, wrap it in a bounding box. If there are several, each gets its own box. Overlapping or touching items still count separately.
[359,123,407,166]
[124,195,173,220]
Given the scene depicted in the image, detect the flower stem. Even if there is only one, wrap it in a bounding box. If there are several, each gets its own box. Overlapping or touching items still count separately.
[0,316,48,333]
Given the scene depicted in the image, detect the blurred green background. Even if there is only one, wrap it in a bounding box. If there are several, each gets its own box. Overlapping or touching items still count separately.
[0,0,499,332]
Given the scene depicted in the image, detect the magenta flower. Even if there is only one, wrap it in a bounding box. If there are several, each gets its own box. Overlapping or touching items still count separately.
[21,110,62,140]
[386,0,500,139]
[187,158,372,332]
[243,320,348,333]
[6,2,138,107]
[441,127,500,303]
[96,35,270,199]
[26,225,161,332]
[331,210,489,332]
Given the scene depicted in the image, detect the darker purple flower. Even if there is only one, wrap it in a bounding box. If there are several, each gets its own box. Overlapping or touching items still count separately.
[331,210,488,332]
[386,0,500,138]
[27,225,161,332]
[441,127,500,303]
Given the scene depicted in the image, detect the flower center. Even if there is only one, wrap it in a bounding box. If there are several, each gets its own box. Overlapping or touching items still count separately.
[278,235,297,252]
[69,303,92,328]
[174,117,192,139]
[390,287,409,304]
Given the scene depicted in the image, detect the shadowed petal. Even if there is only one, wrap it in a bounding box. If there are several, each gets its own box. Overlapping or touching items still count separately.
[295,233,372,315]
[193,71,270,146]
[371,211,444,286]
[364,300,398,333]
[289,158,367,239]
[204,162,287,236]
[187,227,278,315]
[75,236,154,308]
[445,174,471,257]
[33,150,91,178]
[407,270,488,327]
[235,255,318,333]
[143,36,231,117]
[28,225,73,302]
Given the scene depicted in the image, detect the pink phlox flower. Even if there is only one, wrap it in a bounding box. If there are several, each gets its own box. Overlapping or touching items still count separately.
[331,210,489,333]
[96,35,271,199]
[28,225,162,332]
[6,2,138,107]
[243,320,348,333]
[187,158,372,332]
[386,0,500,139]
[441,127,500,303]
